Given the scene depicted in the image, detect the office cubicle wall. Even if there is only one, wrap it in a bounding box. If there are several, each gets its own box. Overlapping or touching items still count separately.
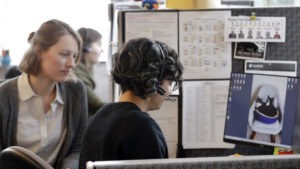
[87,154,300,169]
[118,7,300,157]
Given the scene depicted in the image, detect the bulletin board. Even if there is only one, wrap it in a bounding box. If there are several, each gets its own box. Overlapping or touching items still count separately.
[118,6,300,157]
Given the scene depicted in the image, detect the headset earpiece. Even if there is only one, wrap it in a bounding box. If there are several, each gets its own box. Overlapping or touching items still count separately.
[81,28,90,52]
[82,45,91,52]
[154,41,166,95]
[157,86,166,95]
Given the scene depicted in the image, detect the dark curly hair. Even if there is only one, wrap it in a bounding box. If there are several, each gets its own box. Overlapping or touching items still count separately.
[111,37,183,99]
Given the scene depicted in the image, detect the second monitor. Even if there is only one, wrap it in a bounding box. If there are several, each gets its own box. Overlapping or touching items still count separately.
[224,72,300,148]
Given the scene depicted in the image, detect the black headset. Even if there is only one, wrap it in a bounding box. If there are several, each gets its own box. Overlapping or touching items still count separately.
[82,28,91,52]
[154,41,167,96]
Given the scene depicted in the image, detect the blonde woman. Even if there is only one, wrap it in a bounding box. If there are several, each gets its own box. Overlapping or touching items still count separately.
[0,19,88,169]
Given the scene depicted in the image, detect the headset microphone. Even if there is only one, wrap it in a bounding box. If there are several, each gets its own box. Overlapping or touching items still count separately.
[157,86,175,102]
[157,86,166,95]
[82,47,91,52]
[165,95,176,102]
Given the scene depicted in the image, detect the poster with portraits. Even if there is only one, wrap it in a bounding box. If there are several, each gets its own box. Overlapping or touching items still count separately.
[224,16,286,42]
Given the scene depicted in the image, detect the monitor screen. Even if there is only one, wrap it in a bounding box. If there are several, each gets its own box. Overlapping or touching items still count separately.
[224,72,300,148]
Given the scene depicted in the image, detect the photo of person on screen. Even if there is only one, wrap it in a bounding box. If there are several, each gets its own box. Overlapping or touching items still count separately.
[255,31,264,39]
[238,30,245,39]
[229,30,237,39]
[247,29,253,39]
[273,32,281,39]
[265,31,272,39]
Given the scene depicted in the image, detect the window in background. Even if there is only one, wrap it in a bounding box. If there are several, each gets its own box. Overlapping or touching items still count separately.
[221,0,254,6]
[0,0,110,65]
[254,0,294,6]
[221,0,297,7]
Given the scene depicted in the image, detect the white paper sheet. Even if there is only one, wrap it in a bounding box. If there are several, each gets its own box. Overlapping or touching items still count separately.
[182,80,234,149]
[179,11,232,79]
[149,96,178,158]
[125,12,178,52]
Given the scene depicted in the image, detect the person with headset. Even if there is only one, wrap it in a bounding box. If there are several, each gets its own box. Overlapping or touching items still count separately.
[74,27,105,117]
[79,37,183,168]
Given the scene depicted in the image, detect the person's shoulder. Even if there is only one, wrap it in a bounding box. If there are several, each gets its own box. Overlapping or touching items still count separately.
[60,78,86,95]
[63,78,85,88]
[5,66,22,79]
[0,78,18,101]
[73,62,86,73]
[98,102,140,116]
[131,112,163,137]
[0,77,18,90]
[129,110,157,127]
[95,102,148,120]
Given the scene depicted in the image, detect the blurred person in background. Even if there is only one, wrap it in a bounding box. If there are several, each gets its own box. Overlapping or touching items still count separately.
[4,65,22,79]
[74,27,105,118]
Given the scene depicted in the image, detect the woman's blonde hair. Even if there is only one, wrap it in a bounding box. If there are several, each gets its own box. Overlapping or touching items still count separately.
[19,19,82,75]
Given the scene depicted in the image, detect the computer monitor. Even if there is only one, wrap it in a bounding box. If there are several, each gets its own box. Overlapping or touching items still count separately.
[224,72,300,148]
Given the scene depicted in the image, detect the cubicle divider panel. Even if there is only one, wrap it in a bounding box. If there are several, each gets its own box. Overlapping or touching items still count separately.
[118,7,300,157]
[87,154,300,169]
